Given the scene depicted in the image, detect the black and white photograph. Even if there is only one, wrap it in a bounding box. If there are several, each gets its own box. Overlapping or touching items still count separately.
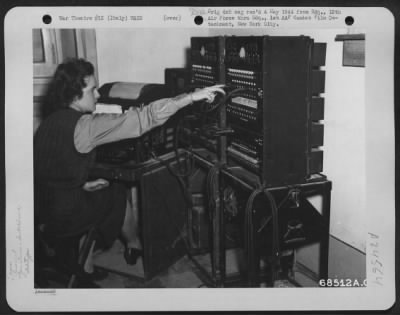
[4,6,396,312]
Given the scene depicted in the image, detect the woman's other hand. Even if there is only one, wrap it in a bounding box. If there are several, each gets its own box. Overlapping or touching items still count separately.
[83,178,110,192]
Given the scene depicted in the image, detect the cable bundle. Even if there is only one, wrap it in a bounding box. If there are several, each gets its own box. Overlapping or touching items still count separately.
[201,87,253,113]
[205,164,221,222]
[244,186,281,285]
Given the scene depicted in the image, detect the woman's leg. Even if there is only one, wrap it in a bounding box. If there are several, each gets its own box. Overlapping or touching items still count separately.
[121,186,142,250]
[82,237,96,273]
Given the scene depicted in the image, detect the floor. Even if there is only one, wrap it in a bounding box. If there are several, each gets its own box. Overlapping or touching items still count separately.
[92,239,304,288]
[91,235,366,289]
[93,239,205,288]
[39,235,364,289]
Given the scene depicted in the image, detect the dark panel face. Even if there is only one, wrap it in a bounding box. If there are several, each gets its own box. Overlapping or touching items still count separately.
[188,35,326,186]
[164,68,191,97]
[223,36,328,186]
[225,36,263,69]
[190,37,224,86]
[225,36,264,172]
[224,36,322,186]
[140,163,187,280]
[310,97,325,121]
[310,149,323,174]
[312,43,327,67]
[191,37,220,65]
[187,37,226,140]
[262,37,313,185]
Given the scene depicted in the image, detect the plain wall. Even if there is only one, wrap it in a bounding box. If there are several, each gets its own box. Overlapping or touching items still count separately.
[96,28,209,85]
[294,237,366,286]
[95,27,366,253]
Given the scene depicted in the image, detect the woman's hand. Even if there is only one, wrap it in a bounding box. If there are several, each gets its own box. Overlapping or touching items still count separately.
[191,85,226,103]
[83,178,110,192]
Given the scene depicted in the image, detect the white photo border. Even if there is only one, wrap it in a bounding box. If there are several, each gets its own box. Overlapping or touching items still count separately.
[4,6,395,312]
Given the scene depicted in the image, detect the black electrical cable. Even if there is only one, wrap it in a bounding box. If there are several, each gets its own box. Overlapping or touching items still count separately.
[205,164,220,222]
[200,87,254,114]
[186,84,253,114]
[263,189,281,283]
[257,188,301,235]
[244,187,264,285]
[244,186,282,286]
[277,188,301,209]
[173,118,191,176]
[172,115,199,179]
[206,166,241,245]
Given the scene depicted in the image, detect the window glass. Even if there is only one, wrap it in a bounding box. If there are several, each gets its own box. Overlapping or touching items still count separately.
[60,29,78,60]
[32,29,45,63]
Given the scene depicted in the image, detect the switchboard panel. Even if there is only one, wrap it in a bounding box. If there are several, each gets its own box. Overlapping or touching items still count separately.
[224,36,326,186]
[186,37,226,138]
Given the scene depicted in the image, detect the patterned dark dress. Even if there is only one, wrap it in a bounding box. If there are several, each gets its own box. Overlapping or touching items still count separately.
[34,108,126,248]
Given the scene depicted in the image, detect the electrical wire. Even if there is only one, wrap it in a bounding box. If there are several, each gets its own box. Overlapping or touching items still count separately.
[263,189,280,283]
[187,84,253,114]
[277,188,301,209]
[173,118,194,176]
[244,186,282,285]
[244,186,264,285]
[200,87,254,114]
[256,187,302,236]
[205,164,220,222]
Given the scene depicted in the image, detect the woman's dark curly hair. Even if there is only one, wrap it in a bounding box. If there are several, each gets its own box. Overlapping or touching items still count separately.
[43,58,94,116]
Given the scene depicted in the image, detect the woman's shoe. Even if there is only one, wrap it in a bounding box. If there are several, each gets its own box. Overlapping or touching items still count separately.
[124,248,143,265]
